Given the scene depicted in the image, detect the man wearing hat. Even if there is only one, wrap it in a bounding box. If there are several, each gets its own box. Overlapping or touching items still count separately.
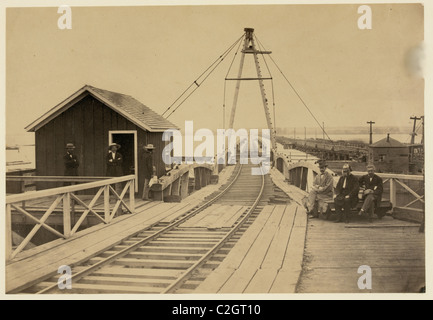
[304,160,334,219]
[106,143,123,177]
[358,164,383,222]
[334,163,359,223]
[106,142,124,202]
[63,143,79,177]
[142,143,155,200]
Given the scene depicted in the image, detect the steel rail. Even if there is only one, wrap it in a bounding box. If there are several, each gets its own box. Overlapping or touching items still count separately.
[162,164,265,294]
[35,164,243,294]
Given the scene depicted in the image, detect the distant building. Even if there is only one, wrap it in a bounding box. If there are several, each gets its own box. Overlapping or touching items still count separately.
[368,134,409,173]
[25,85,178,194]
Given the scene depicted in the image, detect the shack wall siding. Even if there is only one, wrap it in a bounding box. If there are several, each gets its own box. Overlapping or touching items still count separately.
[34,94,167,195]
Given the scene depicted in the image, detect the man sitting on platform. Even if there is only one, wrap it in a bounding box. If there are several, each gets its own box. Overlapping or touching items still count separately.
[304,160,334,219]
[334,163,359,223]
[358,164,383,223]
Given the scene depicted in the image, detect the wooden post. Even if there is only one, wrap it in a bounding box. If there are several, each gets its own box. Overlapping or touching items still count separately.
[129,180,135,214]
[163,183,172,200]
[195,168,201,190]
[180,172,189,200]
[104,185,110,222]
[390,178,397,209]
[171,177,181,196]
[6,204,12,261]
[63,193,71,238]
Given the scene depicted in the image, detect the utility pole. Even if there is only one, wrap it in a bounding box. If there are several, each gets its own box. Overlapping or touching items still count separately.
[367,121,375,145]
[421,116,424,145]
[410,116,421,145]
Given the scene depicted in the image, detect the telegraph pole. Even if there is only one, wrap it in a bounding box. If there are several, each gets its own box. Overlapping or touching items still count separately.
[410,116,421,145]
[367,121,375,145]
[421,116,424,145]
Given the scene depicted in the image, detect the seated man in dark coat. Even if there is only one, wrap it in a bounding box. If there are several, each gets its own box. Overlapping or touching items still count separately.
[358,164,383,222]
[334,163,359,223]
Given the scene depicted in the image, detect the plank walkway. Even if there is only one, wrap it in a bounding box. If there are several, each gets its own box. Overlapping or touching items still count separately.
[296,215,425,293]
[194,203,307,293]
[179,205,247,229]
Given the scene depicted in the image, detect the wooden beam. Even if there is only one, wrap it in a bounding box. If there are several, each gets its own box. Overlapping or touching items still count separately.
[63,193,71,238]
[394,179,425,204]
[6,204,12,261]
[104,185,110,222]
[11,195,64,259]
[390,178,397,208]
[6,176,110,182]
[171,177,181,196]
[129,180,135,214]
[10,203,66,240]
[180,172,189,200]
[70,189,107,234]
[6,175,135,204]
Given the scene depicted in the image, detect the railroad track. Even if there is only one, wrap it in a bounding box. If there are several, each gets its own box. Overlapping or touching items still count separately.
[20,163,288,294]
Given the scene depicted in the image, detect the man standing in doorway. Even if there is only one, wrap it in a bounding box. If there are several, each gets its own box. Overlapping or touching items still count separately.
[106,142,123,197]
[142,144,155,200]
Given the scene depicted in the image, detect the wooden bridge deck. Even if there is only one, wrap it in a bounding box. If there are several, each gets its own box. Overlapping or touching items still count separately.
[297,215,425,293]
[6,200,201,293]
[5,164,426,295]
[194,203,307,293]
[5,165,237,294]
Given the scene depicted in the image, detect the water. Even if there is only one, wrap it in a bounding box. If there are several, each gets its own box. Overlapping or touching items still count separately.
[6,146,36,172]
[283,133,419,145]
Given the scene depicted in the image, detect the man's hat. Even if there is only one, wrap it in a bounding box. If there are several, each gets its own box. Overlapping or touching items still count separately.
[144,143,155,150]
[317,159,328,168]
[66,143,75,149]
[108,142,121,150]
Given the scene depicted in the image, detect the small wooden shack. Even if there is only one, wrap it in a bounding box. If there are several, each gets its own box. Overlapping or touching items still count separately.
[368,134,409,173]
[25,85,178,195]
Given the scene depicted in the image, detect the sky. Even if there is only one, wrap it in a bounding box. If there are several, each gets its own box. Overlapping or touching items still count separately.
[3,1,426,145]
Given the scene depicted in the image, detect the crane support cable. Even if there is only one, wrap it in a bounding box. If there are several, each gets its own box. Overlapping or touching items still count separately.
[163,33,245,119]
[255,36,334,144]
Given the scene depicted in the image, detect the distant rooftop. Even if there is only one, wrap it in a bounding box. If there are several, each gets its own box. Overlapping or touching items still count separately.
[370,134,407,148]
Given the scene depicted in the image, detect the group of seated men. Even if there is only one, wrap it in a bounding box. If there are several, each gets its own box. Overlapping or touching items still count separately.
[303,160,383,223]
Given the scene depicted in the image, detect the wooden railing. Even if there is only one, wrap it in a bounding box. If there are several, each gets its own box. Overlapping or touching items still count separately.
[151,163,215,201]
[274,153,425,221]
[5,175,135,261]
[351,171,424,219]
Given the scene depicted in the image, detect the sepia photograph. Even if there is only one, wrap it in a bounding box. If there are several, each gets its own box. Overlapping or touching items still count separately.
[1,0,430,301]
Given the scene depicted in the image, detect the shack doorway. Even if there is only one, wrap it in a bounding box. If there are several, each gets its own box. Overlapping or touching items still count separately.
[109,131,138,190]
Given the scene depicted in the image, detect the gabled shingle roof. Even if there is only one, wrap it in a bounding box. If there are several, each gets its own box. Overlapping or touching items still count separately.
[25,85,178,132]
[370,135,407,148]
